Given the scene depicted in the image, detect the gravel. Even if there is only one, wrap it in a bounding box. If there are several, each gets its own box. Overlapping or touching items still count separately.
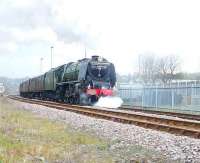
[9,99,200,162]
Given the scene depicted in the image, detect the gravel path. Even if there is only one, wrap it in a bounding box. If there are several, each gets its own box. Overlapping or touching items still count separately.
[9,99,200,162]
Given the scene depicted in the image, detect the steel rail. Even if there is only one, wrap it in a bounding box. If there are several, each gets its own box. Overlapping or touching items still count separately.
[120,105,200,121]
[9,96,200,139]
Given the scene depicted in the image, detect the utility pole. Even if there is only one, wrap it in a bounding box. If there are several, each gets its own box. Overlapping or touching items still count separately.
[85,47,87,58]
[51,46,54,69]
[138,54,141,75]
[40,57,43,74]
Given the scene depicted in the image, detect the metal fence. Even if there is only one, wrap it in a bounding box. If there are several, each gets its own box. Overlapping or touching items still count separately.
[118,82,200,112]
[0,83,5,95]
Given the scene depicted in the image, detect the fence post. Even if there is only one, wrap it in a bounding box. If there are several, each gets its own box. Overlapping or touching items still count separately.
[186,82,188,105]
[142,87,144,108]
[171,88,174,109]
[195,80,197,95]
[155,85,158,109]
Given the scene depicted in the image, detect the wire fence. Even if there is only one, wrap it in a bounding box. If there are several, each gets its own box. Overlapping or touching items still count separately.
[118,82,200,112]
[0,84,5,94]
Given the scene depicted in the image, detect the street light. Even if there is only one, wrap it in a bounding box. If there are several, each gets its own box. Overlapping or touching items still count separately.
[85,47,87,58]
[40,57,43,74]
[51,46,54,69]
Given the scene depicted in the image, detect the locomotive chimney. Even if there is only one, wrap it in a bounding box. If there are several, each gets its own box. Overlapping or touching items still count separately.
[92,55,99,61]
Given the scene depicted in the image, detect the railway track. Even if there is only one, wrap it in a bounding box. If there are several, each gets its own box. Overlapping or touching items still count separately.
[9,96,200,139]
[120,105,200,121]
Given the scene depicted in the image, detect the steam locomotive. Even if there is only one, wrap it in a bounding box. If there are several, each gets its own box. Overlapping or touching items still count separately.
[20,56,116,105]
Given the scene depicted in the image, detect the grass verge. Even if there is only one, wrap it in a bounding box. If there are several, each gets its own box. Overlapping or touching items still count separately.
[0,97,171,162]
[0,98,111,163]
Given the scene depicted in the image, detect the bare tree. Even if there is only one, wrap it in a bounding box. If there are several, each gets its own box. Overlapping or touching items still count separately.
[138,54,180,85]
[139,54,158,84]
[157,55,180,84]
[157,56,170,84]
[168,55,180,81]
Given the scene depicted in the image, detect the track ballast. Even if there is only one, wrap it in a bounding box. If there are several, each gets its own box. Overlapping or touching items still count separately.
[9,96,200,139]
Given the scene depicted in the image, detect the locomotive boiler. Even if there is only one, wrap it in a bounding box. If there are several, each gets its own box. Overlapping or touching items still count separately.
[20,56,116,105]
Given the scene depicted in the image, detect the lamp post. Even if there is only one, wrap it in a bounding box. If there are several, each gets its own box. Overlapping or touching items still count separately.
[85,47,87,58]
[51,46,54,69]
[40,57,43,74]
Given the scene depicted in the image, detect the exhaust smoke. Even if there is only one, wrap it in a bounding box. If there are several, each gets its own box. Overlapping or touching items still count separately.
[94,96,123,108]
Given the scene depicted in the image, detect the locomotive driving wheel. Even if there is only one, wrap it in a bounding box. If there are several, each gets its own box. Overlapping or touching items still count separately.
[74,95,80,104]
[56,86,64,102]
[63,97,69,103]
[79,93,89,105]
[69,97,74,104]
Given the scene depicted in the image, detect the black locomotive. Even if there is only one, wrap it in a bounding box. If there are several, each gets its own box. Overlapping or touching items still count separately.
[20,56,116,104]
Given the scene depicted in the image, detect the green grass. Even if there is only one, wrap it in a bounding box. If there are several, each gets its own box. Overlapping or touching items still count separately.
[0,98,112,163]
[0,97,171,162]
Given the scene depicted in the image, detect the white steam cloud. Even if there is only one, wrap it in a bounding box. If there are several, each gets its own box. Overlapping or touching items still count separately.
[94,96,123,108]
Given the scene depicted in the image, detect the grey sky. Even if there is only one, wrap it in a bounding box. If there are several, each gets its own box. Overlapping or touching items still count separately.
[0,0,200,78]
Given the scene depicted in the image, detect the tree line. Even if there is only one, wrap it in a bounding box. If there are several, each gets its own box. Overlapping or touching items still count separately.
[117,54,200,85]
[138,54,180,84]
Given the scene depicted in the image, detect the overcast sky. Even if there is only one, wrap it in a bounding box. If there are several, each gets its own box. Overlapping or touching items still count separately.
[0,0,200,78]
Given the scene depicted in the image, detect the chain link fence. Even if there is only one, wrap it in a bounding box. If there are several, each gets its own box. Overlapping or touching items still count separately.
[118,81,200,112]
